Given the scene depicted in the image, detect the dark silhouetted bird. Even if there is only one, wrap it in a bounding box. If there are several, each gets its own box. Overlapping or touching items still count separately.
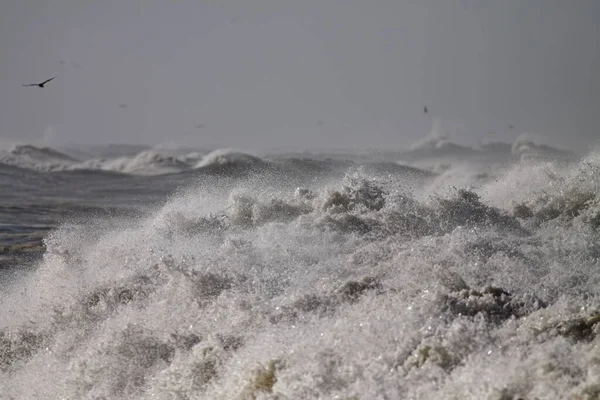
[424,106,429,114]
[23,76,56,88]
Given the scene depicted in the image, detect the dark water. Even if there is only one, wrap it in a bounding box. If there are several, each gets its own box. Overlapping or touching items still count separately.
[0,166,185,268]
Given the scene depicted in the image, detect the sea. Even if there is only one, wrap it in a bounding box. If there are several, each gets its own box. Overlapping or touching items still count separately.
[1,134,599,399]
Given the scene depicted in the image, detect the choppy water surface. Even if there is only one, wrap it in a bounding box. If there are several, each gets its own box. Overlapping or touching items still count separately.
[1,139,599,399]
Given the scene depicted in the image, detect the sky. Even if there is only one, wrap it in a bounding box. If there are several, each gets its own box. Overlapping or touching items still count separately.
[0,0,598,151]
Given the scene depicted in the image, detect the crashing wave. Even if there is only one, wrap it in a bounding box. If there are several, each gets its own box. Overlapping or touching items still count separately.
[191,149,273,176]
[511,134,574,162]
[5,153,600,399]
[507,151,600,228]
[60,144,153,160]
[402,132,575,174]
[179,151,206,164]
[405,133,475,158]
[0,145,193,176]
[195,148,265,168]
[476,140,512,153]
[74,150,191,176]
[0,144,79,171]
[8,145,78,163]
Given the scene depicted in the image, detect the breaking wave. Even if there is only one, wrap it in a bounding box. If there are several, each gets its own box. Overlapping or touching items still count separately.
[75,150,192,176]
[0,145,266,176]
[2,144,600,398]
[0,135,574,178]
[511,133,576,162]
[399,131,575,174]
[0,144,80,171]
[195,148,264,168]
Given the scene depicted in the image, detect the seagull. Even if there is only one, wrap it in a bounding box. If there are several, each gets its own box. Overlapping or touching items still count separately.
[23,76,56,88]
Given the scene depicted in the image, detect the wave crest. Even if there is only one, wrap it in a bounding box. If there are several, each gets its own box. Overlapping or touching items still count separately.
[0,144,78,171]
[77,150,191,175]
[195,149,264,168]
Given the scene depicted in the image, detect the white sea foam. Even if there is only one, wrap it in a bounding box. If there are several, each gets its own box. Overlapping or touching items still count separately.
[0,145,192,175]
[2,142,598,399]
[74,150,192,175]
[195,148,265,168]
[0,144,79,171]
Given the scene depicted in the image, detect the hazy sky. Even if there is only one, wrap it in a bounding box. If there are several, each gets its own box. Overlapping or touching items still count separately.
[1,0,598,151]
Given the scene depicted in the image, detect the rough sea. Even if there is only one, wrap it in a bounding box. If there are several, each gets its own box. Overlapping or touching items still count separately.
[1,135,599,399]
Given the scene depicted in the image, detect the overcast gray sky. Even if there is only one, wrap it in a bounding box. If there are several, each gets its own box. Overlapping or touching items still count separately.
[1,0,598,151]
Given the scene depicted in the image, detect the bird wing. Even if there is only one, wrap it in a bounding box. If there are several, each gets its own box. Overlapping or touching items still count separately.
[22,84,37,87]
[41,76,56,85]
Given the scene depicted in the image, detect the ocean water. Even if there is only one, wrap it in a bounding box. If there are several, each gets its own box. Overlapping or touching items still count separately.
[1,137,600,400]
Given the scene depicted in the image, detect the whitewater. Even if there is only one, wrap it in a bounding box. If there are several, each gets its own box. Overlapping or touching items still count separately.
[1,135,600,399]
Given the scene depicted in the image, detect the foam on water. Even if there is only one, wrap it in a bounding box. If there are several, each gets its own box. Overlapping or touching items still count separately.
[195,149,264,168]
[75,150,192,176]
[1,145,599,399]
[0,144,79,172]
[0,136,575,176]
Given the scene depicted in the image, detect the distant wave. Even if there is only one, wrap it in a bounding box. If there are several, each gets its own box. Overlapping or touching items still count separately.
[407,132,470,153]
[195,148,264,168]
[0,137,576,178]
[60,143,153,160]
[0,145,79,172]
[400,133,574,170]
[9,144,79,163]
[0,145,192,176]
[188,148,277,177]
[0,145,281,176]
[74,150,192,176]
[402,134,490,167]
[511,134,575,161]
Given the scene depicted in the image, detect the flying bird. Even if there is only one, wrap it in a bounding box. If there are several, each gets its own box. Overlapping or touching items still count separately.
[23,76,56,88]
